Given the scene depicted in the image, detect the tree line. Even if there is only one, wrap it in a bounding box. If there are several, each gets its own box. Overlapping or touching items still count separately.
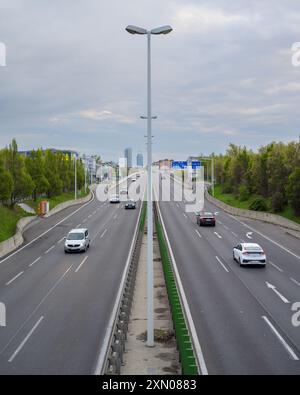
[211,139,300,215]
[0,139,86,206]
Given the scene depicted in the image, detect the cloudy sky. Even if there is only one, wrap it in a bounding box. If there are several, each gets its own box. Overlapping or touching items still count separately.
[0,0,300,161]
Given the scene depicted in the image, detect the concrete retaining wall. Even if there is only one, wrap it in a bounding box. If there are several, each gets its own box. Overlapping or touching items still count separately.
[0,215,37,259]
[205,190,300,233]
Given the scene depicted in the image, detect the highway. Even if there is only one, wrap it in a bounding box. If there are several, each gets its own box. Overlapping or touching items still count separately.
[0,178,143,374]
[155,173,300,375]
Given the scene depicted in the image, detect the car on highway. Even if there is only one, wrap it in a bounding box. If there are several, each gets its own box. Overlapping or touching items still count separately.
[233,243,266,267]
[110,194,120,203]
[196,211,216,226]
[64,228,90,253]
[125,200,136,209]
[131,175,137,182]
[120,187,128,195]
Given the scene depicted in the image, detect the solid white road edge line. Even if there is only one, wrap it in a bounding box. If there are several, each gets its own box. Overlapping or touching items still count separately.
[262,316,299,361]
[75,256,88,273]
[8,316,44,363]
[215,256,229,273]
[155,189,208,375]
[0,191,95,265]
[6,271,24,286]
[228,215,300,260]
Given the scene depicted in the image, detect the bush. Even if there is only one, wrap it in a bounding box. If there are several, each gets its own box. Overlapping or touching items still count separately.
[221,183,233,194]
[271,191,286,212]
[249,198,268,212]
[239,185,250,202]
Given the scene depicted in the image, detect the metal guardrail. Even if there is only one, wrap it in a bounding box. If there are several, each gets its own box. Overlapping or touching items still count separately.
[94,201,146,375]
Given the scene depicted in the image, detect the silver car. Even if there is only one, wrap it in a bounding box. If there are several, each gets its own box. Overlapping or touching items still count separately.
[64,229,90,253]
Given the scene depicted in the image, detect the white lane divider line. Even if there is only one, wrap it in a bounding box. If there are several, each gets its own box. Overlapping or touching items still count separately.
[113,214,118,220]
[269,261,284,273]
[231,231,238,238]
[44,245,55,254]
[28,257,41,268]
[262,316,299,361]
[57,237,65,244]
[88,214,92,219]
[215,256,229,273]
[223,225,229,230]
[195,230,202,239]
[182,213,188,219]
[218,220,223,224]
[290,277,300,287]
[214,232,222,239]
[82,219,87,224]
[228,214,300,260]
[6,271,24,286]
[75,224,82,229]
[75,256,88,273]
[266,282,290,304]
[100,229,108,239]
[8,316,44,363]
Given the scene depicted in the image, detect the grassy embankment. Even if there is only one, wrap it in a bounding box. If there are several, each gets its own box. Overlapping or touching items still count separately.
[212,185,300,225]
[0,188,89,243]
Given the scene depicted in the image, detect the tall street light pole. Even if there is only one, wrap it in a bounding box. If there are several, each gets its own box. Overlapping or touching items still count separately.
[126,24,172,347]
[74,153,77,200]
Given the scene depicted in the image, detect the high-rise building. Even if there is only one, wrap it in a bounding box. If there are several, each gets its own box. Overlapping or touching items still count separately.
[136,153,144,167]
[124,147,132,168]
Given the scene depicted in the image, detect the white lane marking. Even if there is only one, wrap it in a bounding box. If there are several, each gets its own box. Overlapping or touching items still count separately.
[100,229,108,239]
[75,256,88,273]
[113,214,118,220]
[57,237,65,244]
[231,231,238,238]
[93,210,97,215]
[28,256,41,267]
[94,194,145,375]
[8,316,44,363]
[262,316,299,361]
[88,214,92,219]
[0,191,95,265]
[266,282,290,304]
[0,266,73,355]
[6,271,24,286]
[176,203,180,208]
[214,232,222,239]
[75,224,81,229]
[82,219,87,224]
[269,261,283,273]
[215,256,229,273]
[228,215,300,260]
[195,230,202,239]
[44,245,55,254]
[182,213,188,219]
[223,225,229,230]
[290,277,300,287]
[218,220,223,224]
[246,232,253,240]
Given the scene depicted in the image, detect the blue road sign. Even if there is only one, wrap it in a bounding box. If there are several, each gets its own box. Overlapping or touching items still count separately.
[172,161,188,169]
[191,161,201,169]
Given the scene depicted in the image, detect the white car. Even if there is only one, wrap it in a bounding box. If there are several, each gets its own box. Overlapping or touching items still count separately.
[110,194,120,203]
[233,243,266,267]
[64,229,90,253]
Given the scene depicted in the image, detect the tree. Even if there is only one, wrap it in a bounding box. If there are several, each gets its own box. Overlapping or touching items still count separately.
[286,168,300,215]
[0,154,13,203]
[26,149,49,200]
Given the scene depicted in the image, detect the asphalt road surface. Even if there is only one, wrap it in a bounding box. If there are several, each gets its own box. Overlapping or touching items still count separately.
[0,179,143,374]
[155,173,300,375]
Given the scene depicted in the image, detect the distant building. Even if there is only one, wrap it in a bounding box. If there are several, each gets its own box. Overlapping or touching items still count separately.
[19,148,79,158]
[158,159,173,170]
[81,155,98,182]
[124,147,133,168]
[136,153,144,167]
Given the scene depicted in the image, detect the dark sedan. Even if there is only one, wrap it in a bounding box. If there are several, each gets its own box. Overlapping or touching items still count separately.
[196,211,216,226]
[125,200,136,209]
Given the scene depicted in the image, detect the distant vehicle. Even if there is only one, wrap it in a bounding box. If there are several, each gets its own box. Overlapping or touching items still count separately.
[120,187,128,195]
[64,229,90,253]
[131,175,137,182]
[110,194,120,203]
[125,200,136,209]
[196,212,216,226]
[136,174,140,178]
[233,243,266,267]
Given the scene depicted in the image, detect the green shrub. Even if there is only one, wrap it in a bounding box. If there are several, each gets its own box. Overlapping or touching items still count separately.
[239,185,250,202]
[221,183,233,194]
[271,191,286,212]
[249,198,268,212]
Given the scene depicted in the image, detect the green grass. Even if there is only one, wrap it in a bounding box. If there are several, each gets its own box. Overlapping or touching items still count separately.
[212,185,300,225]
[26,188,89,213]
[0,205,33,243]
